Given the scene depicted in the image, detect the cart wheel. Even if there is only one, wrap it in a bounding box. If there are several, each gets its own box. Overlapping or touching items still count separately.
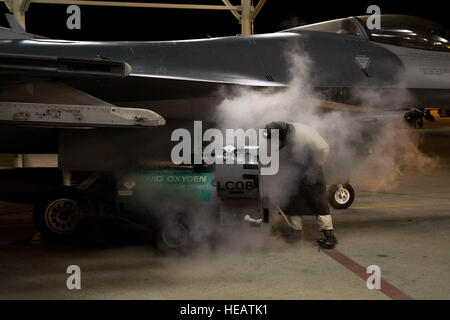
[33,187,92,242]
[328,184,355,209]
[158,213,192,251]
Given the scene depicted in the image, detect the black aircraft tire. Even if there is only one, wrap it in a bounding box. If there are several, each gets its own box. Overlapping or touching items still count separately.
[33,187,93,243]
[328,184,355,209]
[155,212,193,255]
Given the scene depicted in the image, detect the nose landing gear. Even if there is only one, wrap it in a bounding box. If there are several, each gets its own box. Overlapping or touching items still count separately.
[328,183,355,209]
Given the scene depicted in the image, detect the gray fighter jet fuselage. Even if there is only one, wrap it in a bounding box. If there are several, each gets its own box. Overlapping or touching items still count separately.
[0,15,449,162]
[1,15,449,114]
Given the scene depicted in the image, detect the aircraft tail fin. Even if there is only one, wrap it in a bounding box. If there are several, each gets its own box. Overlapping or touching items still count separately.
[5,14,26,33]
[0,14,44,39]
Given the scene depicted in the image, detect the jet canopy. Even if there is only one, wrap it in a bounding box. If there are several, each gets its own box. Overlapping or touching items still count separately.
[357,15,450,52]
[286,15,450,52]
[284,17,367,39]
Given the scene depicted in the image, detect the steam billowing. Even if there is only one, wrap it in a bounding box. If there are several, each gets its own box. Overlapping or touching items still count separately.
[351,123,439,191]
[214,45,439,197]
[138,45,439,254]
[216,47,319,129]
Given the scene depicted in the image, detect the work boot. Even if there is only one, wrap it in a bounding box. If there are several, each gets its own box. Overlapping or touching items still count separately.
[317,230,337,249]
[285,229,302,243]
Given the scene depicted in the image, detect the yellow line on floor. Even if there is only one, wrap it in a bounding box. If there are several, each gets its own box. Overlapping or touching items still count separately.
[351,202,450,209]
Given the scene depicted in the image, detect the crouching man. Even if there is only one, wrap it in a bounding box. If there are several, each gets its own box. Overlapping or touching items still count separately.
[264,121,337,249]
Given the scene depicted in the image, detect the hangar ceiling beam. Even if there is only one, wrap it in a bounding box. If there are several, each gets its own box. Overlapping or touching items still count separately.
[240,0,251,35]
[3,0,31,29]
[0,0,267,34]
[239,0,267,35]
[222,0,267,35]
[251,0,266,20]
[221,0,241,21]
[26,0,241,11]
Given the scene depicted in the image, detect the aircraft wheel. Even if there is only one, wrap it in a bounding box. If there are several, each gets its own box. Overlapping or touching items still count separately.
[328,184,355,209]
[161,217,191,248]
[33,187,92,242]
[157,213,193,253]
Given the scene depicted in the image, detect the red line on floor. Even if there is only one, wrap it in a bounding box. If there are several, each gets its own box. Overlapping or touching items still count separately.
[321,247,414,300]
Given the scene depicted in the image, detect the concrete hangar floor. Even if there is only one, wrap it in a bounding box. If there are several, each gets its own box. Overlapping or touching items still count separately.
[0,128,449,300]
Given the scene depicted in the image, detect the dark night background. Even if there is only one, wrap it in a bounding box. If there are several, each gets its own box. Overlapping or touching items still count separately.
[0,0,448,40]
